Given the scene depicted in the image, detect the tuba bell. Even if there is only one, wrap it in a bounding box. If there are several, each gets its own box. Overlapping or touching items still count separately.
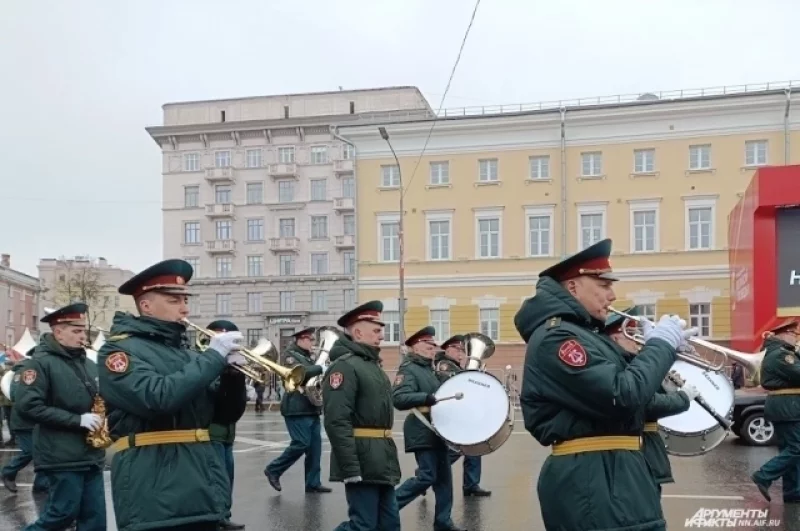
[302,326,343,406]
[0,371,13,401]
[462,332,496,371]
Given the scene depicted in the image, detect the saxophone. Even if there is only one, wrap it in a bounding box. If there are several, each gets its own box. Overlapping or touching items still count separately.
[86,395,113,449]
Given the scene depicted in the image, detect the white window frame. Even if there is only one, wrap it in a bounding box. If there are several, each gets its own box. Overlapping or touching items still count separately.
[689,144,712,170]
[310,252,329,275]
[633,149,655,173]
[429,162,450,185]
[581,152,602,177]
[425,210,454,261]
[576,202,608,251]
[183,152,200,172]
[381,165,400,188]
[380,298,401,344]
[628,199,660,254]
[683,196,717,251]
[245,149,262,168]
[376,212,401,263]
[478,159,499,182]
[310,145,328,165]
[247,292,262,314]
[216,293,231,315]
[524,205,555,257]
[311,290,327,312]
[278,146,295,163]
[529,156,550,180]
[474,207,503,259]
[745,140,768,166]
[429,309,451,342]
[689,302,713,339]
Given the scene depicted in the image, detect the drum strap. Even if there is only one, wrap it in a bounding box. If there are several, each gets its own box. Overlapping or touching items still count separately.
[767,388,800,395]
[643,422,659,433]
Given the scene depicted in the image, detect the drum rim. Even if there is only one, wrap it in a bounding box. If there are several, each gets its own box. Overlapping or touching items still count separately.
[658,404,734,437]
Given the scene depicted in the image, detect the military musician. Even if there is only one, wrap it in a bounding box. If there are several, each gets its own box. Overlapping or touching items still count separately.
[514,238,697,531]
[14,303,106,531]
[321,301,402,531]
[265,326,331,494]
[752,318,800,503]
[394,326,464,531]
[97,259,246,531]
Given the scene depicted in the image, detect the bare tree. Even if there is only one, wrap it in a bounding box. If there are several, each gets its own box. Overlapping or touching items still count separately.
[44,259,113,333]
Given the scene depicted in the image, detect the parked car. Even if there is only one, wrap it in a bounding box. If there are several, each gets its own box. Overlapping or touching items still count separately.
[731,387,775,446]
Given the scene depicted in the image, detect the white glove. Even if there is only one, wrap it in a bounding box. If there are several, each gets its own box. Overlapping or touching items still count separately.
[680,383,701,401]
[343,476,362,484]
[80,413,103,431]
[641,318,655,340]
[226,352,247,366]
[208,331,244,357]
[647,315,699,350]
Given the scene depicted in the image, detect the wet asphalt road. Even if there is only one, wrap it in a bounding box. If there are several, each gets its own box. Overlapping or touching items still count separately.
[1,409,798,531]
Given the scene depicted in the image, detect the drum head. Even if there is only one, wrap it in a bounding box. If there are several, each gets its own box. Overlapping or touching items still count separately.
[431,371,509,445]
[658,360,734,434]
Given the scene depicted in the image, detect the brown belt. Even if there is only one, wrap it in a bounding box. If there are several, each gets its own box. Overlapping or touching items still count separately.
[552,436,642,456]
[110,429,210,452]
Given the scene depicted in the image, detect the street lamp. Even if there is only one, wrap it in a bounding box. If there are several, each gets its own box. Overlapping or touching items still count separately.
[378,126,406,350]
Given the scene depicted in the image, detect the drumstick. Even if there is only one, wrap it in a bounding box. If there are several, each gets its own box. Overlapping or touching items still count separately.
[664,372,731,430]
[436,392,464,402]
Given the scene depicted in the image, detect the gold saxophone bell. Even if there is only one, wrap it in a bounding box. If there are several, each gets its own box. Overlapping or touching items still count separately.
[183,319,307,392]
[86,395,113,449]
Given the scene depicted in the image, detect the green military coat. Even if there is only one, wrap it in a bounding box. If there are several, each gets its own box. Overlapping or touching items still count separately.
[280,344,323,417]
[392,353,442,452]
[97,312,231,531]
[514,277,676,531]
[9,360,36,432]
[321,334,401,486]
[761,337,800,422]
[14,334,105,472]
[643,388,690,484]
[208,368,248,445]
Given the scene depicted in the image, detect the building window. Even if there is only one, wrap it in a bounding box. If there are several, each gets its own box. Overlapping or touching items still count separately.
[279,218,295,237]
[689,145,711,170]
[426,211,452,261]
[342,144,354,160]
[634,149,655,173]
[280,291,295,311]
[479,308,499,341]
[529,156,549,179]
[246,182,263,204]
[310,179,327,201]
[475,210,502,259]
[430,310,450,342]
[745,140,768,166]
[684,197,716,250]
[342,176,355,198]
[639,304,656,322]
[478,159,498,182]
[279,254,295,276]
[215,220,232,240]
[278,147,295,163]
[247,255,263,277]
[344,289,356,310]
[343,251,356,274]
[689,303,712,338]
[278,181,295,203]
[311,216,328,239]
[629,200,660,253]
[184,186,199,208]
[247,219,264,241]
[184,257,200,276]
[216,257,232,278]
[184,222,200,244]
[381,165,400,187]
[215,185,231,204]
[183,153,200,172]
[377,214,400,262]
[216,293,231,315]
[247,292,262,313]
[526,206,554,257]
[312,290,327,312]
[214,150,231,168]
[246,328,262,347]
[311,253,328,275]
[581,152,602,177]
[383,311,400,342]
[246,149,262,168]
[577,203,607,250]
[310,146,328,165]
[343,214,355,236]
[430,162,450,185]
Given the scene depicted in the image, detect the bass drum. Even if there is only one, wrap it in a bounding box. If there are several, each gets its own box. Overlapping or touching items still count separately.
[430,370,513,457]
[657,360,735,457]
[1,370,13,401]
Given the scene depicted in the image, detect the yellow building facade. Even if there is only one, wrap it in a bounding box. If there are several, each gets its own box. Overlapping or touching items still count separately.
[339,89,800,366]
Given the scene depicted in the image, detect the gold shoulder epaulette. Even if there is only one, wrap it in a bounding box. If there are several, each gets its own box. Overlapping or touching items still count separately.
[108,334,131,342]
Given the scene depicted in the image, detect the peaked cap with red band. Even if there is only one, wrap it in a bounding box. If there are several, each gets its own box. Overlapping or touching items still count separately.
[119,259,194,298]
[440,334,465,350]
[293,327,316,340]
[41,302,88,327]
[337,300,385,328]
[538,238,618,282]
[405,326,437,347]
[604,305,639,334]
[207,320,238,332]
[761,317,800,338]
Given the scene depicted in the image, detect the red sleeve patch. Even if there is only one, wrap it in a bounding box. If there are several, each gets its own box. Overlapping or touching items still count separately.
[394,373,404,386]
[329,371,343,389]
[106,352,130,374]
[22,369,37,385]
[558,339,588,368]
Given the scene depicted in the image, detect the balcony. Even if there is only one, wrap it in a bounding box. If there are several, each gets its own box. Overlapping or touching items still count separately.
[205,167,235,183]
[333,197,355,212]
[269,237,301,253]
[205,203,235,218]
[335,234,355,249]
[268,163,298,179]
[334,159,354,175]
[206,239,237,254]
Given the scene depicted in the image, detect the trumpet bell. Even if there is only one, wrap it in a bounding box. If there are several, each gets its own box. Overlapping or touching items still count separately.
[1,371,13,401]
[303,326,343,407]
[463,332,495,371]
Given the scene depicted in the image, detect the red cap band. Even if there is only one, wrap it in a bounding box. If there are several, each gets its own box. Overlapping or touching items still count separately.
[343,310,382,328]
[558,256,613,281]
[133,275,187,298]
[51,313,86,324]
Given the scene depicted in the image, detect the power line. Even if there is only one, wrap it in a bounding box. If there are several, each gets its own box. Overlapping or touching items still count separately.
[402,0,482,196]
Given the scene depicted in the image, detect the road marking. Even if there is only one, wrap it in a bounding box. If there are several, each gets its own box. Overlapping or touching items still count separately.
[663,495,745,500]
[0,448,20,452]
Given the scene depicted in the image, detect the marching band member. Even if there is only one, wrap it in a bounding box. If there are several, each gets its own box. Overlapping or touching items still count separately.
[603,306,697,495]
[14,303,106,531]
[514,238,697,531]
[394,326,464,531]
[322,301,402,531]
[205,320,249,530]
[97,259,246,531]
[265,326,330,494]
[752,318,800,503]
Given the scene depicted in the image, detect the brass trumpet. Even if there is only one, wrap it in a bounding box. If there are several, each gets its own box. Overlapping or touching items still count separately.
[183,319,306,392]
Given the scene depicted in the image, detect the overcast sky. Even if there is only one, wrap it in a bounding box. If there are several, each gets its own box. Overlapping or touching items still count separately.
[1,0,796,277]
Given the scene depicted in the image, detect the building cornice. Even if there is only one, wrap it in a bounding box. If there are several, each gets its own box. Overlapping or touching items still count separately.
[0,266,41,291]
[358,265,730,290]
[190,274,355,287]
